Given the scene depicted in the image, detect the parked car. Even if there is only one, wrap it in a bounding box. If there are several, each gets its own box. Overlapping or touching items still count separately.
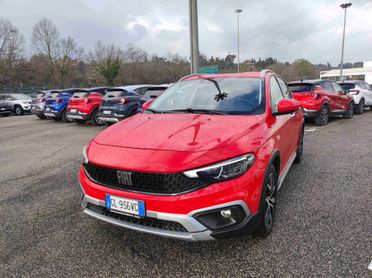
[0,98,12,117]
[287,80,354,126]
[97,87,141,124]
[44,88,88,122]
[339,80,372,114]
[31,90,61,119]
[79,70,304,240]
[66,87,109,125]
[0,93,32,115]
[137,86,168,113]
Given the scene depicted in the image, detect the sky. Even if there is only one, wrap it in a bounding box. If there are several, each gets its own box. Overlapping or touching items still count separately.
[1,0,371,65]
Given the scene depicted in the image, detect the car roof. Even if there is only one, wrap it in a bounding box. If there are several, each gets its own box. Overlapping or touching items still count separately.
[287,79,326,84]
[339,80,364,84]
[181,72,261,81]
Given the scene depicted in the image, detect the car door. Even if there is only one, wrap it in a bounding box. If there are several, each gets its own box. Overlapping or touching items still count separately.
[269,76,292,168]
[276,76,302,155]
[331,82,349,111]
[320,81,339,112]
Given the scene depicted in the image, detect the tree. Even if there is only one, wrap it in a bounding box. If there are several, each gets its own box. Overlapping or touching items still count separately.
[292,59,316,80]
[89,41,123,85]
[0,18,24,85]
[32,18,61,86]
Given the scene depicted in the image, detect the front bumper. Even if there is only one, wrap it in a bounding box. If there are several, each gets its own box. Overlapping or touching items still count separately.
[0,107,12,114]
[81,193,254,241]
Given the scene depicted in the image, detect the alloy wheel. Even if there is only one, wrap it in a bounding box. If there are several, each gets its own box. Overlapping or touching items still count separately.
[321,107,329,124]
[15,106,22,115]
[264,173,276,229]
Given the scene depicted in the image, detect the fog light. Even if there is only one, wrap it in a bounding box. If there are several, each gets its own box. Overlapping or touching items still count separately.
[220,209,232,218]
[194,205,246,231]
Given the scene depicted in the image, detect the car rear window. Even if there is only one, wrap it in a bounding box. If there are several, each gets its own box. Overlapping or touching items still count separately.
[143,89,165,98]
[72,92,88,98]
[104,90,126,98]
[288,83,314,92]
[339,83,356,91]
[36,93,45,98]
[49,93,60,98]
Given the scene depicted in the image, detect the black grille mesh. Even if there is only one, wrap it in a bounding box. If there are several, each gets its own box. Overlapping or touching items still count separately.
[87,203,187,232]
[83,162,208,194]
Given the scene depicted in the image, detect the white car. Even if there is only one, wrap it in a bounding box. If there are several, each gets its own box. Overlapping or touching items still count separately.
[339,81,372,114]
[0,93,32,115]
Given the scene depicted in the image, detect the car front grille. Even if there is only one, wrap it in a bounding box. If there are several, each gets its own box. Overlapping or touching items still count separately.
[87,203,187,232]
[83,162,208,194]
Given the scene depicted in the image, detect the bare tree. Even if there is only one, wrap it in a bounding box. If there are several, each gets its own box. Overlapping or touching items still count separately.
[89,41,123,85]
[55,36,83,87]
[0,18,24,85]
[32,18,60,86]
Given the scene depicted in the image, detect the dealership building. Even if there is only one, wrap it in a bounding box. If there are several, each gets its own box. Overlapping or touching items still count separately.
[320,61,372,83]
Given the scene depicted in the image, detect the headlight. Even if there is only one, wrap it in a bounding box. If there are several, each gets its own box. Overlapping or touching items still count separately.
[82,145,88,164]
[183,154,255,182]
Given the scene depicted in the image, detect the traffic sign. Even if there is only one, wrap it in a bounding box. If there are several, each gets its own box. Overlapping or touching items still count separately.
[200,65,219,74]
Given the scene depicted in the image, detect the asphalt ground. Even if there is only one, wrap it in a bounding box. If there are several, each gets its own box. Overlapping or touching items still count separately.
[0,113,371,278]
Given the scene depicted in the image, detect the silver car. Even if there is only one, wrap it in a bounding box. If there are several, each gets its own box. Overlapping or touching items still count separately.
[31,90,60,119]
[0,93,32,115]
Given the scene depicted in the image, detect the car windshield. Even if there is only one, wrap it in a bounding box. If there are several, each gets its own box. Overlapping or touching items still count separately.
[339,83,356,91]
[148,77,264,115]
[72,92,88,98]
[288,83,314,92]
[12,94,30,100]
[104,90,125,98]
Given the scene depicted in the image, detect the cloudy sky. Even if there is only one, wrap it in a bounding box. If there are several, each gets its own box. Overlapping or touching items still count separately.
[1,0,371,65]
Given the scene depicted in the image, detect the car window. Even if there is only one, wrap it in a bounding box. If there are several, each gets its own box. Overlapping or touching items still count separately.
[339,83,355,91]
[322,81,334,91]
[276,76,292,99]
[331,82,343,92]
[143,89,165,98]
[270,76,284,112]
[126,91,139,97]
[358,82,366,89]
[72,92,88,98]
[104,90,126,98]
[364,83,371,90]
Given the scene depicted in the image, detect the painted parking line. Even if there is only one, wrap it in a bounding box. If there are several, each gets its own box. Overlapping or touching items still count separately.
[368,260,372,271]
[304,128,317,133]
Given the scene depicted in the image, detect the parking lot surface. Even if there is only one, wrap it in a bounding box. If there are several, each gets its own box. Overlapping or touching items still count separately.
[0,114,371,277]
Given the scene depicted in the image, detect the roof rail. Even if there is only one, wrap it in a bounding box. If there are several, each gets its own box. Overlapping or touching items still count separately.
[178,73,204,82]
[260,69,274,78]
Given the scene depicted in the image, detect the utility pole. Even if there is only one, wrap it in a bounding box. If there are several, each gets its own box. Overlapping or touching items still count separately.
[189,0,199,74]
[339,3,352,81]
[235,9,242,72]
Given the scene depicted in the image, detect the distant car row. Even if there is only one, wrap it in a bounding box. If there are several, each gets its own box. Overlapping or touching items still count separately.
[0,93,32,116]
[29,84,168,125]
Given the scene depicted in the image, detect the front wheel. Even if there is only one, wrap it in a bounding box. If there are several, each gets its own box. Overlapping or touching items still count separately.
[343,102,354,119]
[294,127,304,163]
[314,106,329,126]
[14,105,24,115]
[254,164,278,237]
[61,109,73,122]
[355,99,364,115]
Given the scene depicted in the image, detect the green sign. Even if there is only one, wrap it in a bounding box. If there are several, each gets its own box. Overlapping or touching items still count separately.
[200,65,219,74]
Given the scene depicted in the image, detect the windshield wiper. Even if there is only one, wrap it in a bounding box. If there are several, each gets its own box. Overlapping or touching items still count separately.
[164,108,228,115]
[145,108,162,114]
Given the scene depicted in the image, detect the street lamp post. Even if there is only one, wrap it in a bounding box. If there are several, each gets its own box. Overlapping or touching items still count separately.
[189,0,200,74]
[235,9,242,72]
[339,2,352,81]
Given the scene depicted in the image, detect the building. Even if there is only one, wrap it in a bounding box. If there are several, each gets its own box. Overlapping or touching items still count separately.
[320,61,372,83]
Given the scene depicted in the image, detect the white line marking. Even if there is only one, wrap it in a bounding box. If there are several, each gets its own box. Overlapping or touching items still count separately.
[368,260,372,271]
[305,128,317,133]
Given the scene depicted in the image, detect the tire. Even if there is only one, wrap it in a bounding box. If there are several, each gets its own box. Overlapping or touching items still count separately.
[254,164,278,237]
[294,126,304,164]
[14,105,24,116]
[91,109,103,126]
[61,109,72,122]
[343,102,354,119]
[36,114,46,119]
[355,99,364,115]
[314,105,329,126]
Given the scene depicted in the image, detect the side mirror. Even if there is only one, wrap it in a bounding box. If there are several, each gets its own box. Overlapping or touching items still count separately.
[273,98,300,116]
[141,99,154,112]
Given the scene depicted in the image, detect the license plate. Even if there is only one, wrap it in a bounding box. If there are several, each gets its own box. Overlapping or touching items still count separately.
[105,195,145,217]
[70,109,77,113]
[103,110,111,115]
[46,108,51,111]
[44,113,54,117]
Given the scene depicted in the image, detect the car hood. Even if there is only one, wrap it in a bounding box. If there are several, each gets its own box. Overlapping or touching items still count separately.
[94,113,264,152]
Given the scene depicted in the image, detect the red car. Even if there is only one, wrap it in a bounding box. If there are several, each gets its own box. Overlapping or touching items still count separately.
[287,80,354,125]
[79,70,304,240]
[66,87,109,125]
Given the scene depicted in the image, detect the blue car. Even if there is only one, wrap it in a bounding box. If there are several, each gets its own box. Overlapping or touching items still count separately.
[44,88,88,122]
